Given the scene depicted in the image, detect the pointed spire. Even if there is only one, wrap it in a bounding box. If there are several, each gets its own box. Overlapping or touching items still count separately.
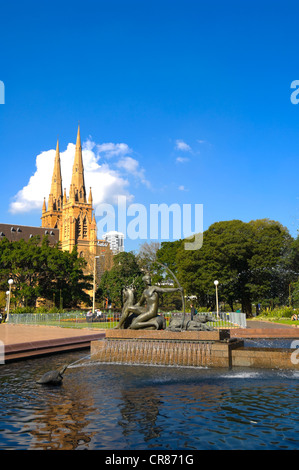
[71,123,86,202]
[42,197,47,213]
[88,187,93,205]
[91,212,96,227]
[50,138,63,209]
[90,212,97,241]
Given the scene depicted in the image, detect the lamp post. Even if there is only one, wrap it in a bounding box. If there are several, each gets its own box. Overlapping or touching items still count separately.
[93,256,100,315]
[6,279,13,322]
[214,280,219,318]
[5,291,9,321]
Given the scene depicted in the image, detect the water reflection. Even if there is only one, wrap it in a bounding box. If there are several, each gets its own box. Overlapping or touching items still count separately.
[0,352,298,450]
[119,390,163,442]
[26,392,96,450]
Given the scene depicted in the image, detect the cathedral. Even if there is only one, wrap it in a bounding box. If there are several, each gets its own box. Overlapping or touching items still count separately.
[41,125,112,274]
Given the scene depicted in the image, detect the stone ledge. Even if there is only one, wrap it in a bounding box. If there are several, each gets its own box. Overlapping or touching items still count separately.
[232,348,298,369]
[105,329,230,341]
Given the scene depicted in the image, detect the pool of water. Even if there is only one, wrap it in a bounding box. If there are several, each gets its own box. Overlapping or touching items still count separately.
[0,351,298,450]
[243,338,297,349]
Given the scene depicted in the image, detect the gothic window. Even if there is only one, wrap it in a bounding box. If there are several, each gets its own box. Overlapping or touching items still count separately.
[75,217,81,240]
[83,216,88,238]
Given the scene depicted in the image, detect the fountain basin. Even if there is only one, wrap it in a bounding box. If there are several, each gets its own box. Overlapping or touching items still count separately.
[232,346,298,369]
[91,330,299,370]
[91,330,243,368]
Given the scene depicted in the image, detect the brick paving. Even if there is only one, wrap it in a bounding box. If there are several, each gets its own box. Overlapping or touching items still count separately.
[231,319,299,338]
[0,324,105,362]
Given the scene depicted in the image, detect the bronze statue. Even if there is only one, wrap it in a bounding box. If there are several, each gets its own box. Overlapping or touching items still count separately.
[117,273,183,330]
[167,313,215,332]
[116,263,215,332]
[116,283,136,329]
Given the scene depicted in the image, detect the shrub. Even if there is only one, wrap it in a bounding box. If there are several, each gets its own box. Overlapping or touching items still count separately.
[261,306,299,318]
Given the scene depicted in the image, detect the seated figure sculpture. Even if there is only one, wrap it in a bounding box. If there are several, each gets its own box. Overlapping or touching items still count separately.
[116,273,183,330]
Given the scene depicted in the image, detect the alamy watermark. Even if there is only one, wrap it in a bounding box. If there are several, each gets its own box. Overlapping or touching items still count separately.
[0,81,4,104]
[0,340,4,364]
[96,196,203,250]
[290,340,299,365]
[290,80,299,104]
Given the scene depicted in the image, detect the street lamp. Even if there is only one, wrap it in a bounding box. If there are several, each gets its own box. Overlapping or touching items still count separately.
[6,279,13,323]
[5,291,9,321]
[93,256,100,315]
[214,280,219,318]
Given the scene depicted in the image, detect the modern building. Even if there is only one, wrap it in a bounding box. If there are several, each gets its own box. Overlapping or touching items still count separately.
[102,231,124,254]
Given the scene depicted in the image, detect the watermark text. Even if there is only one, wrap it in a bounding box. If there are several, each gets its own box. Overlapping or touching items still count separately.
[0,81,4,104]
[0,340,4,364]
[291,340,299,365]
[96,196,203,250]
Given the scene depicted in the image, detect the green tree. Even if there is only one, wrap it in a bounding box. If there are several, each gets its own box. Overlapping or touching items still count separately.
[0,237,92,308]
[96,251,144,308]
[246,219,294,307]
[174,219,294,315]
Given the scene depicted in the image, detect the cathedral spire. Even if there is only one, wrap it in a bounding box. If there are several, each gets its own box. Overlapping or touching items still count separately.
[42,197,47,213]
[88,186,93,205]
[71,123,86,202]
[50,138,63,209]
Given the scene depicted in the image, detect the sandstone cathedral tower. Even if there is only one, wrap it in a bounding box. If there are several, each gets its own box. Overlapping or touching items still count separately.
[41,125,112,274]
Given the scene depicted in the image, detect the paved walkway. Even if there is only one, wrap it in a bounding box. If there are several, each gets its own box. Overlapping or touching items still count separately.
[0,324,105,362]
[231,319,299,338]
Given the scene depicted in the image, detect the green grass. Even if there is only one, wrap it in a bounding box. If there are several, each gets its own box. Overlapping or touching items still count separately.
[252,316,299,326]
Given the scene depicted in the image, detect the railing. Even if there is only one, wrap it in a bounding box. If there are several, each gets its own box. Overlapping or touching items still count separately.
[7,311,119,328]
[8,311,246,329]
[170,311,246,329]
[210,311,247,329]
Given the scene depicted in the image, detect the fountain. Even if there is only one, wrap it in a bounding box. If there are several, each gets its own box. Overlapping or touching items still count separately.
[90,264,299,371]
[90,267,244,369]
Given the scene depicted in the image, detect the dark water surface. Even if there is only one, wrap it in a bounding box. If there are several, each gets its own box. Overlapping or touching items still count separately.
[0,351,298,450]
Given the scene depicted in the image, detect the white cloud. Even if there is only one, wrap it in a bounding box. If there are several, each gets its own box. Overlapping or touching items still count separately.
[178,185,188,191]
[96,142,132,159]
[175,139,192,152]
[9,138,147,215]
[176,156,189,163]
[116,156,150,187]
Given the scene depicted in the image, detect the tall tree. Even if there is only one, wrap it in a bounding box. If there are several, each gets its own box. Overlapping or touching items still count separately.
[0,237,92,308]
[96,251,144,308]
[174,219,294,315]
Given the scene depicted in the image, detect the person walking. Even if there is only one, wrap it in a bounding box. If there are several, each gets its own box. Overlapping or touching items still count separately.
[190,304,196,320]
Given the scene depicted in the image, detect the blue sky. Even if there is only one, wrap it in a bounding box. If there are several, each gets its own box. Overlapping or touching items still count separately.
[0,0,298,252]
